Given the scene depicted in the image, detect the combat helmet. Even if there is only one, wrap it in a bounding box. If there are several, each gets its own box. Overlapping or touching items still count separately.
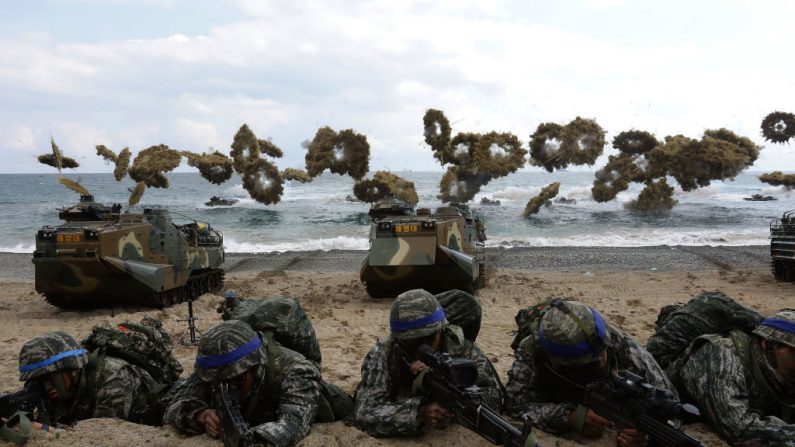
[19,331,88,382]
[389,289,448,340]
[195,320,267,382]
[753,308,795,349]
[537,299,610,367]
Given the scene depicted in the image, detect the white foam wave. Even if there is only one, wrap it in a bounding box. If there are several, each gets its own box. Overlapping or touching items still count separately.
[486,228,769,247]
[224,236,369,253]
[677,183,722,197]
[487,186,540,201]
[486,185,597,204]
[0,243,35,253]
[560,186,593,201]
[222,184,250,198]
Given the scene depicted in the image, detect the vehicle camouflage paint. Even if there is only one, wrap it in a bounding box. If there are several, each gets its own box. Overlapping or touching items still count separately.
[771,209,795,282]
[360,195,486,298]
[33,195,224,308]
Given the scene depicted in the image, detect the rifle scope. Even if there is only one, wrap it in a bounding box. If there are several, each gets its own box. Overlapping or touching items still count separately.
[418,344,478,388]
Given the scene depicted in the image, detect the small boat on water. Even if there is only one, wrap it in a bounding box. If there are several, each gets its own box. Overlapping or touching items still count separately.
[480,197,501,206]
[554,197,577,205]
[205,196,239,207]
[743,194,777,202]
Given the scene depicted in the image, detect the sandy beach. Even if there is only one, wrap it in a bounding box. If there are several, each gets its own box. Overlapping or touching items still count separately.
[1,245,791,447]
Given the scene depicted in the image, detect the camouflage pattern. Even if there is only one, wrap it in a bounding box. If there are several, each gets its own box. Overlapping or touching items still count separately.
[350,325,503,437]
[194,320,269,383]
[505,323,676,435]
[771,210,795,282]
[647,291,763,370]
[434,289,482,342]
[678,333,795,445]
[389,289,448,340]
[69,355,163,424]
[754,308,795,348]
[18,332,88,381]
[164,322,321,447]
[81,317,183,385]
[220,296,322,366]
[20,331,164,425]
[537,300,610,367]
[360,196,486,298]
[32,196,224,307]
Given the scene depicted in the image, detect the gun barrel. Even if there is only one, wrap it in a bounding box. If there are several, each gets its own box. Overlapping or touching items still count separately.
[635,414,703,447]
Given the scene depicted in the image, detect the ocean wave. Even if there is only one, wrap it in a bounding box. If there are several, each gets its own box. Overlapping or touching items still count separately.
[486,228,769,247]
[0,243,35,253]
[485,186,542,202]
[561,186,594,201]
[224,236,369,253]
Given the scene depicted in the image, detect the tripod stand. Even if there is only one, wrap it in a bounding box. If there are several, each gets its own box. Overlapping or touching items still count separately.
[178,298,202,345]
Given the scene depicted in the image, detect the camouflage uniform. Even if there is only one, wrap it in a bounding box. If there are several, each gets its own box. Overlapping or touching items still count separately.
[350,289,503,437]
[505,300,675,435]
[163,320,321,447]
[18,331,161,424]
[676,309,795,446]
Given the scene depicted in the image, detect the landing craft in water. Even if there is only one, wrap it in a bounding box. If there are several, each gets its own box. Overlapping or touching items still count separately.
[744,194,777,202]
[33,194,225,308]
[205,196,239,207]
[360,195,486,298]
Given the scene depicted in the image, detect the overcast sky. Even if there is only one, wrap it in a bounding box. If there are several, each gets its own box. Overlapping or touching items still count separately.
[2,0,794,174]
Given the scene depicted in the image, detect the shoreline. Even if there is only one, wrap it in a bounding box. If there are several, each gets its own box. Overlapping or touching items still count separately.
[1,245,770,280]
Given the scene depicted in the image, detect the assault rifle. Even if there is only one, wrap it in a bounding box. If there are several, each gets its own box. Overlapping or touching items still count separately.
[0,382,46,420]
[546,365,703,447]
[0,382,64,443]
[212,382,262,447]
[408,345,539,447]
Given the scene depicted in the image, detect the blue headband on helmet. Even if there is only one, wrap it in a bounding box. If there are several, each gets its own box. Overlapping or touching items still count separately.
[19,349,87,373]
[390,308,446,333]
[195,336,261,369]
[539,308,607,358]
[760,318,795,335]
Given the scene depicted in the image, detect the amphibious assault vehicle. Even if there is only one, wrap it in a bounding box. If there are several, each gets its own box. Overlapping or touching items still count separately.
[33,194,225,308]
[205,196,239,207]
[360,195,486,298]
[771,209,795,282]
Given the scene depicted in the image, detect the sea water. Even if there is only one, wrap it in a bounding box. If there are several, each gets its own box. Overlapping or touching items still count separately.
[0,171,791,253]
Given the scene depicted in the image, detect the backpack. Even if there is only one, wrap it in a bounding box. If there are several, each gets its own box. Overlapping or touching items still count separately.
[220,296,352,421]
[220,296,322,366]
[81,317,183,385]
[435,289,482,342]
[80,317,183,425]
[646,291,763,371]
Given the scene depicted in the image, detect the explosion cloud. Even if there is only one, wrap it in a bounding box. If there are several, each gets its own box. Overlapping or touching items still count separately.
[423,109,526,203]
[627,179,678,212]
[522,182,560,217]
[759,171,795,189]
[594,128,759,211]
[128,144,183,188]
[282,168,312,183]
[231,124,285,204]
[530,118,606,172]
[183,150,234,185]
[303,127,370,180]
[761,111,795,144]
